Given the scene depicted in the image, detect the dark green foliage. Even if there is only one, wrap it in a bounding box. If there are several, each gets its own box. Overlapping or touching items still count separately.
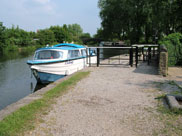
[0,22,6,54]
[0,22,92,56]
[98,0,182,44]
[80,33,91,44]
[67,24,83,43]
[5,26,32,47]
[159,33,182,66]
[50,25,72,43]
[37,29,56,45]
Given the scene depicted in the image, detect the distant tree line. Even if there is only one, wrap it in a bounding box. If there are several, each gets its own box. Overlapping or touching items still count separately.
[97,0,182,44]
[0,22,92,55]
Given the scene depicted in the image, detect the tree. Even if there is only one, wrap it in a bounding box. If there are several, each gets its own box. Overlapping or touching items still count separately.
[50,25,70,43]
[37,29,56,45]
[98,0,182,44]
[80,33,91,44]
[4,26,32,47]
[0,22,90,55]
[0,22,6,54]
[67,24,83,43]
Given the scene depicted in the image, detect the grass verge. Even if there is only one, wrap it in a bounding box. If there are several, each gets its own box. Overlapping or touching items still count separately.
[143,86,182,135]
[155,99,182,136]
[0,71,90,136]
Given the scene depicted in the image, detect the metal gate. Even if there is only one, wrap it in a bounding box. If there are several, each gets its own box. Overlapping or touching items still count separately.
[87,44,159,67]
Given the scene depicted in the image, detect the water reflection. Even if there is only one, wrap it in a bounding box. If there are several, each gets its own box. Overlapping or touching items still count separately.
[30,82,47,93]
[100,48,129,59]
[0,54,45,110]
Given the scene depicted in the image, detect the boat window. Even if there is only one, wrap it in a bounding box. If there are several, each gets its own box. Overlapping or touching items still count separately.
[34,50,63,60]
[68,50,81,59]
[81,49,87,57]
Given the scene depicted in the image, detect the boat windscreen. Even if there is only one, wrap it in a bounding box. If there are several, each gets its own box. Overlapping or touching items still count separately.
[34,50,63,60]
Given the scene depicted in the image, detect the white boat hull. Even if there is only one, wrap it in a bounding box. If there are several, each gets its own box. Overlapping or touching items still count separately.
[31,56,97,83]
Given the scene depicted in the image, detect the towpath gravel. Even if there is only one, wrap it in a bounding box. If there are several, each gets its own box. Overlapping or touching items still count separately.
[26,62,166,136]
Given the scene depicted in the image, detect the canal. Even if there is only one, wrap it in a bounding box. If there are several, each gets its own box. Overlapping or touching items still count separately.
[0,54,44,110]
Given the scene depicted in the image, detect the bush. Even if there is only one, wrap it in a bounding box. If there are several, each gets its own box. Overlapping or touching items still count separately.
[159,33,182,66]
[3,45,18,53]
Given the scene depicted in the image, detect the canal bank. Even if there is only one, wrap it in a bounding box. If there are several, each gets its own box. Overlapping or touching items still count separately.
[23,62,164,136]
[22,63,182,136]
[0,70,87,121]
[1,61,182,135]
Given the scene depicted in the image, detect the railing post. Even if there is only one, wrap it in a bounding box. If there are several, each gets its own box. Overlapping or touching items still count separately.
[135,46,138,67]
[129,47,133,67]
[157,45,160,63]
[86,48,88,64]
[142,47,145,61]
[89,48,91,67]
[153,47,155,57]
[97,48,100,67]
[148,47,151,65]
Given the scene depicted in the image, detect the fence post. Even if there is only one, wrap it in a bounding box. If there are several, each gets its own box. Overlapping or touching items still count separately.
[159,45,168,76]
[153,46,155,57]
[157,45,160,63]
[135,46,138,67]
[97,48,100,67]
[89,48,91,67]
[142,47,145,61]
[129,47,133,67]
[148,47,151,65]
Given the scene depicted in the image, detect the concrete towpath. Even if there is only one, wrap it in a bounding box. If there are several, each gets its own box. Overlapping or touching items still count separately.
[26,62,165,136]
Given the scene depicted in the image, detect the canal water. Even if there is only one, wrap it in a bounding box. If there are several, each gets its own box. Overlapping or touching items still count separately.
[0,54,42,110]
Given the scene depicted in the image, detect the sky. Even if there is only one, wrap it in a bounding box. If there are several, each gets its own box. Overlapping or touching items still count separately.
[0,0,101,35]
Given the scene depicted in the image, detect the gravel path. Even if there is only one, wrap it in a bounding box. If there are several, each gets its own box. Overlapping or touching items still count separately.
[26,62,165,136]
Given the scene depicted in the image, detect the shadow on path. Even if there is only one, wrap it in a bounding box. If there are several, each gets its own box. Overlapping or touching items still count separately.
[133,62,159,75]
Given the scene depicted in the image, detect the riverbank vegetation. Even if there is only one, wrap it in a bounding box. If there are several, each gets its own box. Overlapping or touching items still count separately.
[0,22,93,57]
[0,71,90,136]
[159,33,182,66]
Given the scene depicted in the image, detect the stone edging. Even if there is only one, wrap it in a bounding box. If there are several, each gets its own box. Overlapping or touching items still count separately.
[0,69,88,121]
[166,95,182,110]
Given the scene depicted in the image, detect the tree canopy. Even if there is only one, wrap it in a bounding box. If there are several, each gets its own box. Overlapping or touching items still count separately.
[98,0,182,44]
[0,23,92,55]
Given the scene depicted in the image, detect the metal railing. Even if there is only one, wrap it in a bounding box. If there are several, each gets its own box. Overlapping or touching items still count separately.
[87,44,159,67]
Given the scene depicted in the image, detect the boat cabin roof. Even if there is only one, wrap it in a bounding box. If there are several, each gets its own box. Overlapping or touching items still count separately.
[36,43,85,51]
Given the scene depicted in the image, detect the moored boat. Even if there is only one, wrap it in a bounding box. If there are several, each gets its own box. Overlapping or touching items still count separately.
[27,43,96,84]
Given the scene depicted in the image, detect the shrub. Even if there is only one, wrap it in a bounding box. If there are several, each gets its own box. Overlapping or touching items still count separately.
[159,33,182,66]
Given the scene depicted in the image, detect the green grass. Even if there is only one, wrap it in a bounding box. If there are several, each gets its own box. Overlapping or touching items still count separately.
[0,71,90,136]
[155,100,182,136]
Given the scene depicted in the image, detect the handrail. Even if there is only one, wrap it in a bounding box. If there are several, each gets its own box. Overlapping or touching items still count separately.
[87,47,134,49]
